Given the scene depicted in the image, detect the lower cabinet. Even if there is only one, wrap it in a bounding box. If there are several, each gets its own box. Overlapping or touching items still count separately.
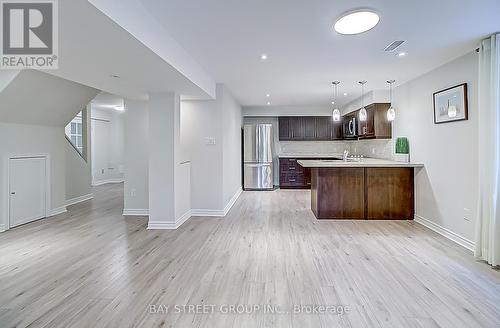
[279,158,307,188]
[279,157,325,189]
[310,167,415,220]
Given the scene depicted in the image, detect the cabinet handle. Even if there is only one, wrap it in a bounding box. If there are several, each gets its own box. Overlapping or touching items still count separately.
[289,179,296,182]
[289,167,296,170]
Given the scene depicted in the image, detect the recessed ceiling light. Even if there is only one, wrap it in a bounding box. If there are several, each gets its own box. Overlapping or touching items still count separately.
[261,54,268,60]
[396,51,408,57]
[331,101,335,105]
[266,94,270,97]
[267,101,271,105]
[343,93,348,96]
[334,10,380,35]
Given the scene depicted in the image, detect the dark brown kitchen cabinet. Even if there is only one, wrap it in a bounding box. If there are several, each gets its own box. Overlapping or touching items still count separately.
[357,103,392,139]
[278,117,291,140]
[332,120,343,140]
[290,117,305,139]
[303,117,316,139]
[315,117,333,140]
[278,116,343,141]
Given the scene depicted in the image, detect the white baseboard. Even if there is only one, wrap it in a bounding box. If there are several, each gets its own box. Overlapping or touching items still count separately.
[223,187,243,216]
[147,210,192,230]
[0,224,5,232]
[66,193,93,207]
[92,179,124,186]
[190,209,225,217]
[191,187,243,217]
[414,215,475,251]
[123,208,149,216]
[47,206,67,217]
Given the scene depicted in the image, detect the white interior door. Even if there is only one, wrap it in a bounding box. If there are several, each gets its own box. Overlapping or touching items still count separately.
[9,157,47,228]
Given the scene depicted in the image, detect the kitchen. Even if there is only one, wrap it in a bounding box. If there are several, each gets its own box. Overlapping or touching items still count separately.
[243,83,423,220]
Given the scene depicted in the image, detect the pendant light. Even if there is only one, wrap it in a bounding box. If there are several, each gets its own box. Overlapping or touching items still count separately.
[358,81,367,121]
[387,79,396,121]
[332,81,341,121]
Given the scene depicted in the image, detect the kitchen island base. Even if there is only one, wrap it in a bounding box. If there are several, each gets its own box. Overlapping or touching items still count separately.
[311,167,414,220]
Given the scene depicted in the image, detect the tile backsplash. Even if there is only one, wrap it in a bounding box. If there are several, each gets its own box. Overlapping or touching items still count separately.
[279,141,350,156]
[348,139,394,160]
[279,139,393,160]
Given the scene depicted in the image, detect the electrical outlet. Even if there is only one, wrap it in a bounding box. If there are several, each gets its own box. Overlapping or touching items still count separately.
[463,207,471,222]
[131,188,136,197]
[371,148,376,154]
[101,169,105,174]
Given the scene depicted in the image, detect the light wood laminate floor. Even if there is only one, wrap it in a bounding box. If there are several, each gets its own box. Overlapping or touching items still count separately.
[0,183,499,328]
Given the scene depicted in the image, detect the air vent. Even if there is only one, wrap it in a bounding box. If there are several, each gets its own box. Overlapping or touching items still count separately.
[384,40,405,52]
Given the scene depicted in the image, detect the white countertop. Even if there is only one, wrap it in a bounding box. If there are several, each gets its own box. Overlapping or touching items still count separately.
[279,153,343,159]
[297,158,424,168]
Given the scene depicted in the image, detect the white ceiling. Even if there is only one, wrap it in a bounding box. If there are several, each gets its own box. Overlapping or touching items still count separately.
[141,0,500,107]
[46,0,214,101]
[0,70,99,126]
[90,92,124,111]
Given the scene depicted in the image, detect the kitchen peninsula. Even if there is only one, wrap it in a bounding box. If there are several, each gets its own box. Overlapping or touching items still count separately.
[298,159,424,220]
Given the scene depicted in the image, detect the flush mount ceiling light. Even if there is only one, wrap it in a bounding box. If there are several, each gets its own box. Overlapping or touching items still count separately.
[334,10,380,35]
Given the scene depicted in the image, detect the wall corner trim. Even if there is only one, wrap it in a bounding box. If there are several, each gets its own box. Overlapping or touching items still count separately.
[48,206,67,217]
[147,210,191,230]
[191,187,243,217]
[414,215,475,252]
[66,194,93,207]
[223,187,243,216]
[122,209,150,216]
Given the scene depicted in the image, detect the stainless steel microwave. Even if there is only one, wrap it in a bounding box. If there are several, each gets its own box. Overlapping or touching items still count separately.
[343,116,358,139]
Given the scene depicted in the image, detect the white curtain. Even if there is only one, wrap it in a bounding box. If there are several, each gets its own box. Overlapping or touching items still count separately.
[475,34,500,267]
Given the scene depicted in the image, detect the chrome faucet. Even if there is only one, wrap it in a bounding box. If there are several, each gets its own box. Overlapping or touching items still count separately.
[342,150,349,161]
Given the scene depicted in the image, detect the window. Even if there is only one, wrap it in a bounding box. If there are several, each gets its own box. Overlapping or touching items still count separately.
[65,111,83,154]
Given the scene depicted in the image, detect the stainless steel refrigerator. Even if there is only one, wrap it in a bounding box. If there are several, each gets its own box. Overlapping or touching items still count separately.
[243,124,274,190]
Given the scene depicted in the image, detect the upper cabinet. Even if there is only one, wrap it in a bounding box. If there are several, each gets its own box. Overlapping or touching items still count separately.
[279,116,343,141]
[357,103,392,139]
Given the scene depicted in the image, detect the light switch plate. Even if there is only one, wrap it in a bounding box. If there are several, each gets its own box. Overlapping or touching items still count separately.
[205,137,216,145]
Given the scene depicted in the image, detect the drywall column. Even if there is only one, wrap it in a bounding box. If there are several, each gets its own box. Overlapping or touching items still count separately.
[123,100,149,215]
[148,93,191,229]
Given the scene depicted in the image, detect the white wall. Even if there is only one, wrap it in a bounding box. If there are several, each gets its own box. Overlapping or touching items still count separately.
[393,51,478,242]
[65,107,92,202]
[123,100,149,212]
[181,97,224,211]
[91,107,125,185]
[341,90,390,115]
[0,123,66,231]
[65,141,92,201]
[243,105,332,117]
[221,85,243,206]
[181,84,242,213]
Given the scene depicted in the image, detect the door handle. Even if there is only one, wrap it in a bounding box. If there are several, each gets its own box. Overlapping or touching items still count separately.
[10,191,16,195]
